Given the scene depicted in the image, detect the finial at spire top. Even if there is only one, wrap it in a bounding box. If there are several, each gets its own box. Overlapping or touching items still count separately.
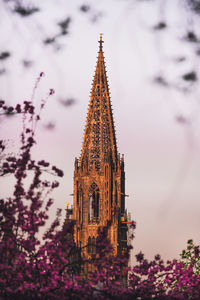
[98,33,104,51]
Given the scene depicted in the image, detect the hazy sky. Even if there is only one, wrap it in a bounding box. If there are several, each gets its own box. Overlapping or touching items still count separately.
[1,0,200,261]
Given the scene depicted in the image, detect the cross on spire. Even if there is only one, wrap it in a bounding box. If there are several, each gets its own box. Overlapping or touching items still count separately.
[98,33,104,51]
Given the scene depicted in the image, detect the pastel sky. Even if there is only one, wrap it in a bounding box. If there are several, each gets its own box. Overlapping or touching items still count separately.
[0,0,200,262]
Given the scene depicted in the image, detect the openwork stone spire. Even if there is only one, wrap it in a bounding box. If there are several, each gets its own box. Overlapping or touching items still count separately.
[73,35,129,264]
[80,34,117,171]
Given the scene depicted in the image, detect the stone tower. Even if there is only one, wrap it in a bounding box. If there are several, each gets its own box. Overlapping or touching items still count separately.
[73,35,128,259]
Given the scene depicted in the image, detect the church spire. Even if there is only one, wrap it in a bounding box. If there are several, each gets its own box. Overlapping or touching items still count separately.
[73,36,128,261]
[80,34,118,171]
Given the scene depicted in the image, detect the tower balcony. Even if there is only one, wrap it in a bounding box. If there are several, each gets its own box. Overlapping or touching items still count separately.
[88,216,100,225]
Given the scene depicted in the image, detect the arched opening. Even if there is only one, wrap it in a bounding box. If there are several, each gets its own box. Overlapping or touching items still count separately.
[88,236,96,254]
[92,237,96,253]
[115,180,118,205]
[88,182,99,223]
[88,236,92,254]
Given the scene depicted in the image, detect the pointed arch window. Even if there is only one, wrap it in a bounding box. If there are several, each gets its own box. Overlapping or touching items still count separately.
[115,180,118,205]
[88,182,99,223]
[92,237,96,253]
[76,181,79,205]
[88,236,96,254]
[88,237,92,253]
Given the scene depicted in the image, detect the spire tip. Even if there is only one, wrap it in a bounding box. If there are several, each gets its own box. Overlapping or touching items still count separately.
[98,33,104,51]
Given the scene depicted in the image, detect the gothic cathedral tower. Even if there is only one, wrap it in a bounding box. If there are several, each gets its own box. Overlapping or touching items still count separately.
[73,35,128,259]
